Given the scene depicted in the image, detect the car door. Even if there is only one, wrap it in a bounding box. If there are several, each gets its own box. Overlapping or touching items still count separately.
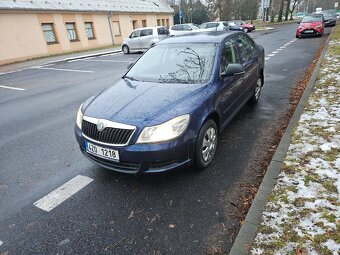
[217,38,244,126]
[129,30,141,50]
[234,34,259,99]
[139,28,153,49]
[157,27,169,40]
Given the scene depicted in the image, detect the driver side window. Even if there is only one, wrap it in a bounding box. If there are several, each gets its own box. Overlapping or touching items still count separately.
[130,30,141,38]
[220,40,239,75]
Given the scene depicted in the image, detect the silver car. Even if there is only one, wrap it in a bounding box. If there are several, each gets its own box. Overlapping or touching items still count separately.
[121,26,169,54]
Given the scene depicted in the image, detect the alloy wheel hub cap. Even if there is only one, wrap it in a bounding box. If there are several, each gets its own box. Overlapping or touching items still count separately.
[202,127,217,162]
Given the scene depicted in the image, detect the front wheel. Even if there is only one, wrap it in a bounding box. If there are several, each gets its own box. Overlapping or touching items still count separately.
[195,120,218,170]
[122,45,130,54]
[249,76,263,105]
[243,27,249,33]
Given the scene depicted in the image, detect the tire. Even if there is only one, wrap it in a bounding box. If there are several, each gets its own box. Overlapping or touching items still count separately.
[122,45,130,54]
[296,35,299,38]
[249,75,263,105]
[195,120,218,170]
[243,27,249,33]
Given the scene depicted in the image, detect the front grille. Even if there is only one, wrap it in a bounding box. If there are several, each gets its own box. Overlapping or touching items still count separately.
[82,120,134,145]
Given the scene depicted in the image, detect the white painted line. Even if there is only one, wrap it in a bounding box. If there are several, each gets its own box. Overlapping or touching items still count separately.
[0,69,26,76]
[268,54,275,57]
[272,51,279,54]
[45,49,121,64]
[34,67,94,73]
[277,49,283,51]
[280,46,286,49]
[265,57,270,60]
[0,85,26,91]
[33,175,93,212]
[0,240,3,246]
[81,59,131,63]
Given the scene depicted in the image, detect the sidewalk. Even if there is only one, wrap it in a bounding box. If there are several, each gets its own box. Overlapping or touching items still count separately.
[0,46,121,74]
[231,26,340,254]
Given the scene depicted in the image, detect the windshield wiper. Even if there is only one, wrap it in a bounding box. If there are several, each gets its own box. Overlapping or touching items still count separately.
[123,75,139,81]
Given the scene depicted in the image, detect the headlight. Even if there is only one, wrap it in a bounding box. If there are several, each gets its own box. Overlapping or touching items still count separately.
[76,103,84,129]
[316,25,322,28]
[136,114,190,144]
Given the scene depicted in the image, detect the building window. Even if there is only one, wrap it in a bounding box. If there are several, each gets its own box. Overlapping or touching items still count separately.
[112,21,121,36]
[41,23,57,44]
[162,19,165,26]
[85,22,95,39]
[166,19,169,28]
[66,22,78,41]
[157,19,161,26]
[142,20,147,27]
[132,20,138,29]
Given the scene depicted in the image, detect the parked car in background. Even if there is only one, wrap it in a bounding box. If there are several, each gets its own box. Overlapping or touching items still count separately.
[121,26,169,54]
[169,23,199,36]
[296,14,325,38]
[228,20,255,33]
[75,31,265,174]
[322,12,337,27]
[199,21,229,32]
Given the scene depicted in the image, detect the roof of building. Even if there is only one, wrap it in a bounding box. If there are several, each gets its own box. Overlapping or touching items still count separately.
[0,0,174,13]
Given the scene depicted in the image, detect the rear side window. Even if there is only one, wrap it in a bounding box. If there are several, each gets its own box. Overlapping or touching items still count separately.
[182,24,192,31]
[207,23,218,28]
[157,27,169,35]
[140,29,153,37]
[235,35,255,62]
[171,25,182,31]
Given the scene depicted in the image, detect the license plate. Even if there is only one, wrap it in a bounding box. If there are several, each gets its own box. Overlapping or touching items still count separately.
[304,30,314,33]
[85,141,120,162]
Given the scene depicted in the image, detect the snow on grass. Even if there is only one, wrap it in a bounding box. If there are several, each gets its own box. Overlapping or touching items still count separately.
[251,27,340,254]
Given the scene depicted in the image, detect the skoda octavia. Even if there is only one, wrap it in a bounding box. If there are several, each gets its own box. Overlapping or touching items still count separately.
[75,32,264,174]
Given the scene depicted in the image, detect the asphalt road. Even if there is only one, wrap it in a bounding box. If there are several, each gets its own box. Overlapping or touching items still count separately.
[0,23,330,254]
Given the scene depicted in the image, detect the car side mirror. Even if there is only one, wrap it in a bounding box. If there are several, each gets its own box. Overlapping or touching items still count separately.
[221,64,245,78]
[127,62,134,70]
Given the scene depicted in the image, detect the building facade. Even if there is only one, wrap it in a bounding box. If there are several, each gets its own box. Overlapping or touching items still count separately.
[0,0,173,65]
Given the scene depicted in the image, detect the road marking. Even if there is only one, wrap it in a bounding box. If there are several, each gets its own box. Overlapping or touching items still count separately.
[0,240,3,246]
[280,46,286,49]
[33,175,93,212]
[33,67,94,73]
[265,57,270,60]
[277,49,283,51]
[272,51,279,54]
[80,59,131,63]
[0,85,26,91]
[268,54,275,57]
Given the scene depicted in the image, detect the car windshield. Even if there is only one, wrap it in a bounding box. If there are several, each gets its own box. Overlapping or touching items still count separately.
[302,16,322,22]
[126,43,217,84]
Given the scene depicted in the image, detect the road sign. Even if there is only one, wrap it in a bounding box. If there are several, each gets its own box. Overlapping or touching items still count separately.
[335,2,338,8]
[179,9,183,18]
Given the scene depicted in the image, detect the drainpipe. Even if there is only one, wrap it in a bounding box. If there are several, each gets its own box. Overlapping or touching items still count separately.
[108,12,115,46]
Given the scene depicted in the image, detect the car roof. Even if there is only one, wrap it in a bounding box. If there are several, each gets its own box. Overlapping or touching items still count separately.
[133,26,165,31]
[157,31,241,44]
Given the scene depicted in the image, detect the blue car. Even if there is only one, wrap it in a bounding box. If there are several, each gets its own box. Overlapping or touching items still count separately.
[75,31,265,174]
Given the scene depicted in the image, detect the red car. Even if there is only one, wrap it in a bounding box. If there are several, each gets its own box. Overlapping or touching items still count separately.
[228,20,255,33]
[296,14,325,38]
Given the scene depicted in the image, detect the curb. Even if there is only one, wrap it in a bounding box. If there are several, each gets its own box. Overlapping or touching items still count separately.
[46,49,122,64]
[229,30,334,255]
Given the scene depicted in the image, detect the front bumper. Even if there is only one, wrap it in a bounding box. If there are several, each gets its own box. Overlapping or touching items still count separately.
[75,126,194,174]
[296,28,323,37]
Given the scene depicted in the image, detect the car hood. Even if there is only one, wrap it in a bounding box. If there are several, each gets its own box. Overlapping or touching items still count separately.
[84,79,208,128]
[300,22,322,28]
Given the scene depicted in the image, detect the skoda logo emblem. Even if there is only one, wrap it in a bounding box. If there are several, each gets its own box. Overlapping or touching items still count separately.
[97,121,105,132]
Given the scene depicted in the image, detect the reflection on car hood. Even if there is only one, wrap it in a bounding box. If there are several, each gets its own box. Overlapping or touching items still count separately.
[300,22,322,28]
[84,79,207,127]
